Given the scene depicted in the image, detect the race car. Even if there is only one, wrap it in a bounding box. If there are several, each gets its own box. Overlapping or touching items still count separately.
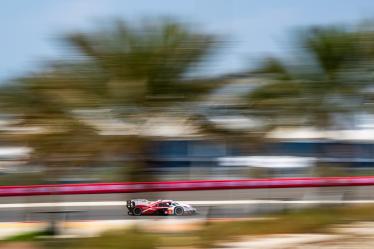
[126,199,197,216]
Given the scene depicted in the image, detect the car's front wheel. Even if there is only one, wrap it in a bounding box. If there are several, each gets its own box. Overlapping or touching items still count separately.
[174,206,184,216]
[133,207,142,216]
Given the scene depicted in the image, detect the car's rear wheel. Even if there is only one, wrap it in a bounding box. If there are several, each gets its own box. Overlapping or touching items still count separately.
[133,207,142,216]
[174,206,184,216]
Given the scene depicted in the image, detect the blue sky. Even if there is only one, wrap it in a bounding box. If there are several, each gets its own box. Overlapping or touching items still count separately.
[1,0,374,80]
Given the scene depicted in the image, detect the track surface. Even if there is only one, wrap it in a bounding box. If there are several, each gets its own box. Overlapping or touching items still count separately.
[1,186,374,222]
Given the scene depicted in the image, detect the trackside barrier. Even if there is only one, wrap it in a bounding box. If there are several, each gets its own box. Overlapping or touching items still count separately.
[0,176,374,197]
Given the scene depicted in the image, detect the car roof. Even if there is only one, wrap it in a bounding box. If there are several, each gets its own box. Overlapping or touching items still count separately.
[153,200,173,204]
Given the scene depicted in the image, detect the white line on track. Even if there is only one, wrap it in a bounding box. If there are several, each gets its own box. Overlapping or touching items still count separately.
[0,200,374,209]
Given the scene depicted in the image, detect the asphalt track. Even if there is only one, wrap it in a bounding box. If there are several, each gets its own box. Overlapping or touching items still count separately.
[1,186,374,222]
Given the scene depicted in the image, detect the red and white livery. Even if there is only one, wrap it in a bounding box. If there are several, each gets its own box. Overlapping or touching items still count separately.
[126,199,197,216]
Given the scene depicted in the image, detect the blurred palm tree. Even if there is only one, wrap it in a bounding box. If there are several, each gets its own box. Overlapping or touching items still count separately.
[63,19,220,107]
[0,18,222,182]
[249,26,374,129]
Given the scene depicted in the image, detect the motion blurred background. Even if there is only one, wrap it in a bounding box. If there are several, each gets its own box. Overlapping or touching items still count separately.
[3,0,374,183]
[2,0,374,248]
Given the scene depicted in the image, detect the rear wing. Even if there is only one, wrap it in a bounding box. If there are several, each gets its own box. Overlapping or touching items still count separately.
[127,199,150,208]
